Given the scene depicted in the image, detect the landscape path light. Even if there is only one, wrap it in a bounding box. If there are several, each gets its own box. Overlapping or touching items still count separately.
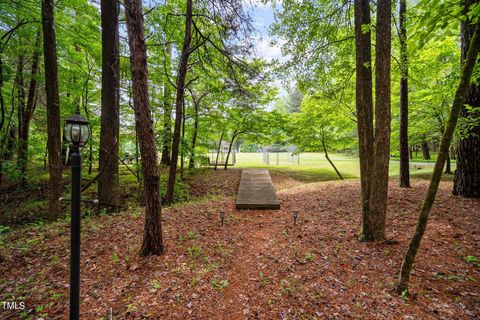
[63,107,90,320]
[293,210,299,225]
[220,209,225,226]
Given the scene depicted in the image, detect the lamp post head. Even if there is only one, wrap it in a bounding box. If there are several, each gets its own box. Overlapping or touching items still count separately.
[64,109,90,148]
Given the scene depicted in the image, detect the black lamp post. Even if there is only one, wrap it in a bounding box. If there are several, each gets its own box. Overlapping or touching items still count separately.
[63,108,90,320]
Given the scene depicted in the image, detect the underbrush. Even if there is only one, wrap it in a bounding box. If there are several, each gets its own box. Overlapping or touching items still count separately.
[1,166,199,228]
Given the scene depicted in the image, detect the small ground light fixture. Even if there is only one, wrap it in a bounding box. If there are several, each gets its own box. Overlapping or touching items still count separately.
[220,209,225,226]
[293,210,299,225]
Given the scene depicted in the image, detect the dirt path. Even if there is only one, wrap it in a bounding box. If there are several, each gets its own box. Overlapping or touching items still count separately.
[219,211,284,319]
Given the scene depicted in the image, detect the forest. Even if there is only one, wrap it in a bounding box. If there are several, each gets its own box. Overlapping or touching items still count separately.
[0,0,479,319]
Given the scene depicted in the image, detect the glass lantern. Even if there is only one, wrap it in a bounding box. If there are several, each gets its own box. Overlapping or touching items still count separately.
[64,110,90,148]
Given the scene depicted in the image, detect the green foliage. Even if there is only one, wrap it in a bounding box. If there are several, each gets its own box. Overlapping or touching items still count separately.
[0,225,11,235]
[259,272,269,286]
[291,93,356,153]
[464,255,480,267]
[464,255,478,263]
[151,279,161,290]
[111,252,120,264]
[279,279,296,296]
[160,174,189,204]
[187,245,203,260]
[298,252,316,264]
[210,278,229,290]
[0,160,21,181]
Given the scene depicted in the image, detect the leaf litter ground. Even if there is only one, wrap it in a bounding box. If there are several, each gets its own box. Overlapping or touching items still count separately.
[1,170,479,319]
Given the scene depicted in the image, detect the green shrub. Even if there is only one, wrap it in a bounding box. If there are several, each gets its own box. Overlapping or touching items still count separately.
[160,174,189,203]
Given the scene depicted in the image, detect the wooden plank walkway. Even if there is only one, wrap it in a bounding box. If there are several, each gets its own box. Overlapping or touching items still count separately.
[235,169,280,210]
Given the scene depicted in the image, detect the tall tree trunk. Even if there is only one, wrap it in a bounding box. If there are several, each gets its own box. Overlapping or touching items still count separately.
[320,126,343,180]
[5,125,16,160]
[81,67,93,175]
[43,142,47,171]
[161,43,172,166]
[398,22,480,294]
[98,0,120,210]
[368,0,392,241]
[224,131,237,170]
[440,125,453,174]
[88,144,93,175]
[453,0,480,198]
[135,118,141,182]
[180,101,186,179]
[2,84,17,160]
[0,84,17,185]
[16,54,25,169]
[214,131,225,171]
[189,100,199,169]
[421,141,430,160]
[0,54,5,135]
[399,0,410,188]
[17,29,41,181]
[354,0,375,241]
[166,0,193,204]
[125,0,164,256]
[42,0,63,219]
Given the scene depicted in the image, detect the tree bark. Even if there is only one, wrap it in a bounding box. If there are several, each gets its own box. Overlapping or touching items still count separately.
[321,126,344,180]
[368,0,392,241]
[81,67,93,175]
[399,0,410,188]
[224,131,238,170]
[98,0,120,210]
[125,0,164,256]
[421,141,430,160]
[5,125,16,160]
[453,0,480,198]
[398,22,480,294]
[189,99,199,169]
[445,153,452,174]
[135,118,141,182]
[166,0,193,204]
[188,90,207,169]
[17,29,41,182]
[161,43,172,166]
[180,100,186,179]
[2,84,17,162]
[16,53,26,170]
[214,131,225,170]
[354,0,375,241]
[43,142,47,171]
[42,0,63,219]
[0,53,5,135]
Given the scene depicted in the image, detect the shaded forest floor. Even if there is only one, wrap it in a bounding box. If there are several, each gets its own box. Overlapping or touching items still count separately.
[1,174,479,319]
[0,165,354,226]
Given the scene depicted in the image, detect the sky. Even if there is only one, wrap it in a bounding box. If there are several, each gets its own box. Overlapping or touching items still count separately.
[245,1,289,103]
[248,2,282,61]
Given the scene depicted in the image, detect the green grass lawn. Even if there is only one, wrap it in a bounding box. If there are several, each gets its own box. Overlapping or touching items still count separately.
[390,153,455,163]
[233,152,454,181]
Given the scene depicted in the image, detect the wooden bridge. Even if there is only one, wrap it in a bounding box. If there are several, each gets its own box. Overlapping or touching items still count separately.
[235,169,280,210]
